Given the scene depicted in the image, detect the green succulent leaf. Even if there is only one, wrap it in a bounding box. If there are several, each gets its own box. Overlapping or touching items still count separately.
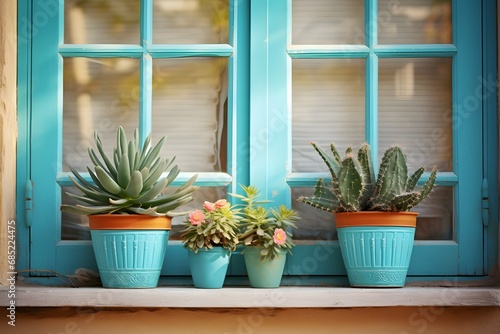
[124,170,144,198]
[117,154,131,188]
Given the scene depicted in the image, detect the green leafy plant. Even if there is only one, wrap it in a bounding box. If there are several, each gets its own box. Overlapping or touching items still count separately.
[180,199,240,253]
[298,142,437,213]
[60,126,198,216]
[232,185,300,260]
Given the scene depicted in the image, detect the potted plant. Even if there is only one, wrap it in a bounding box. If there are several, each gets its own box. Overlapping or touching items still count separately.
[180,199,240,288]
[61,126,198,288]
[298,142,437,287]
[231,185,300,288]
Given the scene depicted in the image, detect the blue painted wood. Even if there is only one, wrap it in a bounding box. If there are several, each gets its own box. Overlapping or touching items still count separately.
[483,0,499,272]
[56,172,232,187]
[139,54,153,144]
[288,45,370,59]
[248,0,269,195]
[148,44,234,58]
[58,44,144,58]
[16,0,33,273]
[30,0,64,272]
[453,0,484,275]
[267,0,292,207]
[141,0,153,48]
[374,44,457,58]
[18,0,497,281]
[226,0,250,196]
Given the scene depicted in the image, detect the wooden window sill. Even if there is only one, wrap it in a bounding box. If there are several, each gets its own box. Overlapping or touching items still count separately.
[1,286,500,308]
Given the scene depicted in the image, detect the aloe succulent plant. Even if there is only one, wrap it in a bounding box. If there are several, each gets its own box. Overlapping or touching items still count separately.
[298,142,437,213]
[61,126,198,216]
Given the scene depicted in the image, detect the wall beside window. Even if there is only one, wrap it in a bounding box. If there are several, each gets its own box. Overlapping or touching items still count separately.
[0,0,17,287]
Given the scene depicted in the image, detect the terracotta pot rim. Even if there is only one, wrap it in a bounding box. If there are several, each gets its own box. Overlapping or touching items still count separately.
[88,214,172,230]
[334,211,418,228]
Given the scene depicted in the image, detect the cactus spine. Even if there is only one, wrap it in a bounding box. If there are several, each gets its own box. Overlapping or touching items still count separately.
[298,142,437,212]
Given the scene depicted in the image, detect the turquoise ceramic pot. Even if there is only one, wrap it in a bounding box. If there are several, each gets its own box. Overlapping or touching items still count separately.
[337,226,415,287]
[90,230,169,288]
[188,247,231,288]
[243,247,286,288]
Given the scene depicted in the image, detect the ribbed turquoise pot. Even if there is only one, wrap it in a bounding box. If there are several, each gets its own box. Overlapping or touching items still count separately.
[188,248,231,289]
[90,230,169,288]
[337,226,415,287]
[243,247,286,288]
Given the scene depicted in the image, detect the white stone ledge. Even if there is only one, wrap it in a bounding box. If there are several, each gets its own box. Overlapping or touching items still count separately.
[1,286,500,308]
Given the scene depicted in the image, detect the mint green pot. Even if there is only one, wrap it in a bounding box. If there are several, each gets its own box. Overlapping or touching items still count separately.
[243,247,286,288]
[188,247,231,289]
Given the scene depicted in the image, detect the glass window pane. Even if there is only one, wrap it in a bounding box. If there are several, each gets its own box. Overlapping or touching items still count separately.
[292,0,364,45]
[61,187,91,240]
[379,58,452,172]
[292,59,365,173]
[153,0,229,44]
[378,0,452,44]
[152,58,228,172]
[169,187,228,240]
[414,187,453,241]
[292,187,337,241]
[63,57,140,172]
[64,0,140,44]
[61,186,229,240]
[292,186,453,242]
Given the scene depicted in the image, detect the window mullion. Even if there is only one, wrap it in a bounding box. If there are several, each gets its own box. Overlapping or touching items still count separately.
[365,0,379,166]
[139,0,153,143]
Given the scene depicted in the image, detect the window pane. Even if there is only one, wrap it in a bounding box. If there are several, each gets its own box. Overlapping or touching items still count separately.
[169,187,228,240]
[63,57,140,171]
[414,187,453,241]
[292,59,365,173]
[292,0,364,45]
[292,185,453,242]
[153,0,229,44]
[379,58,452,171]
[292,187,337,241]
[64,0,140,44]
[152,58,228,172]
[378,0,452,44]
[61,186,229,240]
[61,187,91,240]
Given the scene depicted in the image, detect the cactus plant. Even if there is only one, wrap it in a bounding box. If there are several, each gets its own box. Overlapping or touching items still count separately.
[298,142,437,213]
[61,126,198,216]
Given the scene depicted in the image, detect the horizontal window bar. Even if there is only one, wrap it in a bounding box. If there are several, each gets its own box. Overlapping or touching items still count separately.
[59,44,145,58]
[287,171,458,187]
[148,44,234,58]
[288,45,370,59]
[57,172,232,187]
[374,44,457,58]
[59,44,235,58]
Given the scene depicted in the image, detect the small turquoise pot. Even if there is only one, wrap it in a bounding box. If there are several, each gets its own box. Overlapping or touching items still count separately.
[91,230,169,288]
[188,247,231,288]
[243,247,286,288]
[337,226,415,287]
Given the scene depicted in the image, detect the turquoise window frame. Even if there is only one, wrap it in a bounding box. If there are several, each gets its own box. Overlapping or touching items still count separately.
[16,0,498,284]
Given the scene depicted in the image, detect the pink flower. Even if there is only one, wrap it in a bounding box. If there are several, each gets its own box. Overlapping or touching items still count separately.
[203,201,216,212]
[188,210,205,226]
[214,199,228,208]
[273,228,287,245]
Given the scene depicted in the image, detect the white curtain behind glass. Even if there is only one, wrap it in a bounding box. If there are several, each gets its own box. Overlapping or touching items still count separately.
[62,0,228,239]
